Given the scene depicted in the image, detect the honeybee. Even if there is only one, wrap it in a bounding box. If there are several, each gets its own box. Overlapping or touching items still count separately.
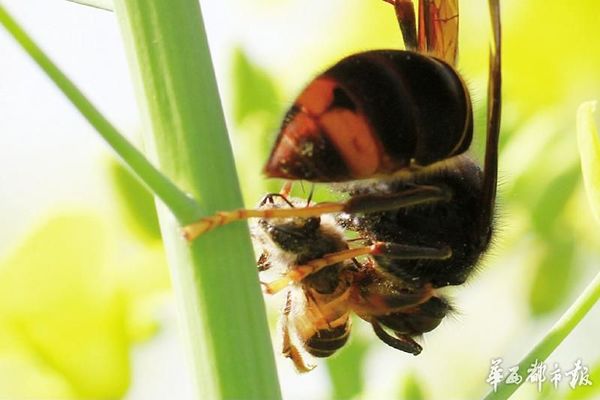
[183,0,502,363]
[254,190,449,371]
[253,191,354,372]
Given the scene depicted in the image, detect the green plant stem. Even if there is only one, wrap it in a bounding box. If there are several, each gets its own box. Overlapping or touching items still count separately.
[113,0,281,399]
[65,0,113,11]
[484,270,600,400]
[0,4,201,224]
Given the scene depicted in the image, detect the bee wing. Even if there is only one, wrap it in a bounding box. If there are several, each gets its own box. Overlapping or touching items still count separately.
[418,0,459,65]
[480,0,502,230]
[388,0,418,52]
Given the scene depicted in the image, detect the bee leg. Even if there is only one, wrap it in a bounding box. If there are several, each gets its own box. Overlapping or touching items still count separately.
[371,242,452,260]
[183,185,448,241]
[258,192,295,208]
[260,185,452,214]
[281,291,315,373]
[263,246,375,294]
[263,240,451,294]
[343,184,451,214]
[279,180,293,197]
[182,201,346,241]
[371,320,422,355]
[382,0,418,52]
[257,250,272,272]
[305,183,316,206]
[303,290,330,329]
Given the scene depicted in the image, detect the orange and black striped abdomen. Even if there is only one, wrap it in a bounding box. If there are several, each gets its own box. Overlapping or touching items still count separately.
[265,50,472,182]
[304,320,351,358]
[376,296,451,336]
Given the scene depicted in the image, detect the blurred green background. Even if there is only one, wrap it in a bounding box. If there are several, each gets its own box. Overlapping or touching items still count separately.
[0,0,599,399]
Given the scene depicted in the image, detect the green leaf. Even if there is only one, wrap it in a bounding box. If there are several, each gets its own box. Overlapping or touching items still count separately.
[576,101,600,224]
[528,237,576,316]
[110,161,161,241]
[230,47,287,203]
[0,214,130,398]
[399,371,427,400]
[326,333,369,400]
[530,165,580,237]
[232,47,282,125]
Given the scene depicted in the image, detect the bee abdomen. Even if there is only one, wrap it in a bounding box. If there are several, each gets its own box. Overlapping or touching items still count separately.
[304,321,351,358]
[323,50,472,167]
[264,49,473,181]
[377,296,451,335]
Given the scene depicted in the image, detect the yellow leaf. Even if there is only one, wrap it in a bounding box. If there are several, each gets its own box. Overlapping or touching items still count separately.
[577,101,600,224]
